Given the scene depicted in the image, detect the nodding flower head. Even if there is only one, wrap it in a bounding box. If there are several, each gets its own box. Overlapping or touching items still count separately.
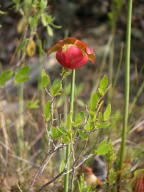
[48,37,96,69]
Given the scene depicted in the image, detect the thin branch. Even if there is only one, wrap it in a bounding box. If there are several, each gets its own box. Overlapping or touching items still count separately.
[36,169,66,192]
[28,144,67,190]
[36,154,93,192]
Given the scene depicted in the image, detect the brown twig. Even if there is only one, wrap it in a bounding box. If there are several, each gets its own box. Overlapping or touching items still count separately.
[28,144,67,191]
[36,169,66,192]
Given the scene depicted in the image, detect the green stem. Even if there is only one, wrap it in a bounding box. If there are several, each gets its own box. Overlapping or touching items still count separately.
[64,69,75,192]
[17,83,24,157]
[117,0,133,190]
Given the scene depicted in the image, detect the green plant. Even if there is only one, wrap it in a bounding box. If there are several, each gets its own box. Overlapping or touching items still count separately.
[78,174,95,192]
[117,0,133,190]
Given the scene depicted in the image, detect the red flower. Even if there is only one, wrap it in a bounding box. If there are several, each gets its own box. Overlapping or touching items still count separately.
[48,37,96,69]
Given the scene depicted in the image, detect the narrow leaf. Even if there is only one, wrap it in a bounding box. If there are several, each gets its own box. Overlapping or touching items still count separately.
[44,101,52,121]
[41,70,50,88]
[104,104,111,121]
[50,79,62,96]
[98,76,108,95]
[89,92,100,110]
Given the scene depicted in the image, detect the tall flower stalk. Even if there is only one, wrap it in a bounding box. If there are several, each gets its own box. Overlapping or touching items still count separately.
[64,69,75,192]
[48,37,95,191]
[117,0,133,190]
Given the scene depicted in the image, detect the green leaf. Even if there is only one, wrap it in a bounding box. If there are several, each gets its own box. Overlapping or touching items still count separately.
[89,92,100,111]
[41,14,48,26]
[98,76,108,96]
[104,104,111,121]
[44,101,52,121]
[0,70,13,87]
[96,121,111,129]
[51,126,64,139]
[89,111,96,121]
[40,0,47,9]
[41,15,54,26]
[62,135,70,143]
[46,15,54,24]
[61,68,72,79]
[78,130,88,139]
[96,140,110,155]
[84,119,93,131]
[50,79,62,96]
[41,70,50,88]
[50,23,62,29]
[47,25,53,36]
[15,65,30,83]
[73,112,85,127]
[27,100,39,109]
[29,15,39,29]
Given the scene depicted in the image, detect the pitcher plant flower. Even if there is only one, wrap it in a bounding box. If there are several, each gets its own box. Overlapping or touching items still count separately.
[48,37,95,192]
[48,37,96,69]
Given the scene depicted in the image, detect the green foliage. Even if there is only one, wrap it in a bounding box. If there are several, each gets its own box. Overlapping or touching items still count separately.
[0,70,13,87]
[73,112,85,127]
[96,139,116,185]
[85,76,111,131]
[78,174,95,192]
[27,99,39,109]
[108,168,117,184]
[78,129,88,139]
[108,0,124,26]
[15,65,30,83]
[12,0,21,9]
[13,0,61,37]
[98,76,108,96]
[1,0,139,191]
[96,121,111,129]
[61,68,72,79]
[95,140,112,155]
[40,69,50,88]
[44,101,52,121]
[89,92,100,111]
[51,126,66,139]
[29,15,39,30]
[104,104,111,121]
[39,0,48,10]
[105,140,116,163]
[50,79,62,96]
[84,119,92,131]
[41,14,54,36]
